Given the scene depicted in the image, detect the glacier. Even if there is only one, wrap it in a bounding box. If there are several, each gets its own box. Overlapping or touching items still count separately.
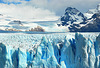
[0,33,100,68]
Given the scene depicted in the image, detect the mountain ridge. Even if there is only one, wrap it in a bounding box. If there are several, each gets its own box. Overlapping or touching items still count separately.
[58,4,100,32]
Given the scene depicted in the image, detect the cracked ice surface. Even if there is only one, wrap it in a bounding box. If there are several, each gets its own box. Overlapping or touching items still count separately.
[0,32,100,68]
[0,33,75,50]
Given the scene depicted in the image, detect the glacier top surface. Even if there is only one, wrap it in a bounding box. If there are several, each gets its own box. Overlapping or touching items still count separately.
[0,33,99,50]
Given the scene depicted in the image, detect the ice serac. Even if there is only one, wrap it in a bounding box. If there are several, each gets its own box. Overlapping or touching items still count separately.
[87,39,95,68]
[75,33,89,68]
[0,43,15,68]
[95,34,100,68]
[1,33,100,68]
[18,48,27,68]
[32,37,59,68]
[0,43,28,68]
[53,39,63,64]
[61,36,74,68]
[61,61,66,68]
[0,43,7,68]
[75,33,96,68]
[95,34,100,56]
[27,50,34,67]
[47,55,59,68]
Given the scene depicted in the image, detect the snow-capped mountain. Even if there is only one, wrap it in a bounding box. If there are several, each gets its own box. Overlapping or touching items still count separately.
[0,4,100,32]
[58,4,100,32]
[69,13,100,32]
[57,7,87,26]
[84,4,100,19]
[69,4,100,32]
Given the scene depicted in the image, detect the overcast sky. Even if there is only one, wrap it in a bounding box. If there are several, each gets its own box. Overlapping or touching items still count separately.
[0,0,100,20]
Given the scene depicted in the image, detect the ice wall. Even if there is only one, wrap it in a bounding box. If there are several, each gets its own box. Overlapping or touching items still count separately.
[0,33,100,68]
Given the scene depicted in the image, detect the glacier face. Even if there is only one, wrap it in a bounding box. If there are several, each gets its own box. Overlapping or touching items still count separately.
[0,33,100,68]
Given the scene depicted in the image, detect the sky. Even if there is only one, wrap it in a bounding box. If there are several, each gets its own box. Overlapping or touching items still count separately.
[0,0,100,20]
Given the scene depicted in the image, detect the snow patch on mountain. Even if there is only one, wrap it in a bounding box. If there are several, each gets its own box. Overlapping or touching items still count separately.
[58,7,86,26]
[57,4,100,32]
[84,4,100,19]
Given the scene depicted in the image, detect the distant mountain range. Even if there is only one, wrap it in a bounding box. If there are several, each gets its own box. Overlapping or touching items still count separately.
[58,4,100,32]
[0,14,46,32]
[0,13,60,32]
[0,4,100,32]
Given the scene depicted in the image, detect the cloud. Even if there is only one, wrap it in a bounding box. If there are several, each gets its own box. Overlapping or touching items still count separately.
[3,0,20,2]
[0,3,59,21]
[25,0,100,15]
[0,0,100,20]
[1,0,24,2]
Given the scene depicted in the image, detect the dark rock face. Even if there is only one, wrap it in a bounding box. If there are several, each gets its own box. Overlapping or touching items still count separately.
[58,7,87,26]
[69,13,100,32]
[9,20,23,25]
[92,13,100,22]
[58,5,100,32]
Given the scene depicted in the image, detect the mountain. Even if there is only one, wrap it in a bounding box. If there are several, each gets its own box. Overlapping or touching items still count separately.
[75,13,100,32]
[57,7,87,26]
[69,6,100,32]
[0,4,100,32]
[58,4,100,32]
[68,13,100,32]
[0,14,47,32]
[0,14,63,32]
[84,4,100,19]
